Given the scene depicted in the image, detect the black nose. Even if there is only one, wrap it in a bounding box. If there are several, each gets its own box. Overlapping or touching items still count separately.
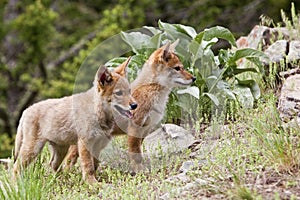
[130,103,137,110]
[192,77,196,82]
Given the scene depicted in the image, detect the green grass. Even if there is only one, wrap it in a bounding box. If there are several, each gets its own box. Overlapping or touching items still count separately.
[0,92,300,199]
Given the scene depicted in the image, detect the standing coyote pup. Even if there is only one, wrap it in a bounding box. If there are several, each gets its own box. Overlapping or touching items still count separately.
[66,40,195,174]
[13,57,137,184]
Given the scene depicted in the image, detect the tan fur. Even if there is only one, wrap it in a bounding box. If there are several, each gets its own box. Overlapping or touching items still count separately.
[65,41,195,174]
[13,57,136,184]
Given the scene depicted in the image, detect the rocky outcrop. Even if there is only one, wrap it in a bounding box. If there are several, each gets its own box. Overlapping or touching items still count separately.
[236,25,300,124]
[278,72,300,122]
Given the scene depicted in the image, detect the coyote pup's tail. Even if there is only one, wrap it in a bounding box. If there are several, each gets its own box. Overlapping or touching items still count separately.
[14,116,24,163]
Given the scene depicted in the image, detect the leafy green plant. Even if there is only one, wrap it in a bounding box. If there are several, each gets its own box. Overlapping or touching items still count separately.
[108,21,267,123]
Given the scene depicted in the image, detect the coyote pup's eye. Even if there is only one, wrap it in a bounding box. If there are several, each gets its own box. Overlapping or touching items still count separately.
[174,66,181,71]
[115,91,123,96]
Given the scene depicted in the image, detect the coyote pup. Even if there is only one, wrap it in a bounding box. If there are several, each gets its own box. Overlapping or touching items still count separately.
[13,57,137,184]
[66,40,195,174]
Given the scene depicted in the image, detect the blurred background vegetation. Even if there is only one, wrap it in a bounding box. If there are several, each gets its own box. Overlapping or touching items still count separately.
[0,0,299,157]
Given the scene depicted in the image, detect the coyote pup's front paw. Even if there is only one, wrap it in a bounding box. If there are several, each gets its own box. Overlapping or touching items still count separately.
[129,161,147,176]
[85,174,98,185]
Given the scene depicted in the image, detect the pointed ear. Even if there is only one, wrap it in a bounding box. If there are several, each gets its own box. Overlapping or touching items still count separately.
[96,65,112,86]
[114,56,131,77]
[169,39,179,52]
[162,39,179,61]
[162,42,172,62]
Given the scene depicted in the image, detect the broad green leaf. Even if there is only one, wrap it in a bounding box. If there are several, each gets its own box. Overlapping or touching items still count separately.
[143,26,162,35]
[203,92,219,106]
[175,101,190,112]
[236,79,260,99]
[195,32,204,44]
[158,20,177,40]
[121,31,151,54]
[223,88,236,100]
[195,26,236,47]
[216,80,230,90]
[206,75,218,89]
[233,85,254,108]
[188,40,204,67]
[218,49,230,64]
[224,67,258,79]
[174,24,197,38]
[201,37,218,49]
[215,80,236,99]
[246,57,265,73]
[150,33,162,49]
[233,68,258,74]
[177,86,200,99]
[233,48,268,62]
[232,48,268,73]
[159,20,197,39]
[158,20,191,48]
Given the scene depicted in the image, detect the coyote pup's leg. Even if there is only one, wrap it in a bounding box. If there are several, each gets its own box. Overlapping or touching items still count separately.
[128,135,144,175]
[64,144,79,169]
[64,144,98,171]
[48,142,69,171]
[78,139,98,184]
[13,137,46,175]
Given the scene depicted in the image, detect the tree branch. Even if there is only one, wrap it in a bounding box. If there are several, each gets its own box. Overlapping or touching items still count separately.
[46,31,97,69]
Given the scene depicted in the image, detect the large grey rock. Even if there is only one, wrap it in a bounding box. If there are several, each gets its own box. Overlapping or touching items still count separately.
[262,39,300,64]
[264,40,287,63]
[236,25,269,49]
[278,74,300,122]
[0,158,12,169]
[143,124,195,157]
[287,40,300,62]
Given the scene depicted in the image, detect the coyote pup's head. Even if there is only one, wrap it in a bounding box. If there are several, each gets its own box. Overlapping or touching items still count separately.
[95,57,137,118]
[148,40,196,88]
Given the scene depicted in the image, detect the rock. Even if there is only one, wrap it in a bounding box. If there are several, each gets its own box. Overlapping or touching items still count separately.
[262,39,300,64]
[0,158,12,169]
[278,74,300,123]
[143,124,195,157]
[287,40,300,62]
[179,160,195,174]
[195,178,209,186]
[175,182,197,197]
[263,40,287,63]
[236,26,290,50]
[236,25,269,49]
[279,68,300,79]
[166,172,191,183]
[159,192,170,200]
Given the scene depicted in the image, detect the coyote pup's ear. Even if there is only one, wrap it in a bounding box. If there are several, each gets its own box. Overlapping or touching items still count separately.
[169,39,179,52]
[162,42,171,62]
[114,56,131,77]
[96,65,112,87]
[162,39,179,62]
